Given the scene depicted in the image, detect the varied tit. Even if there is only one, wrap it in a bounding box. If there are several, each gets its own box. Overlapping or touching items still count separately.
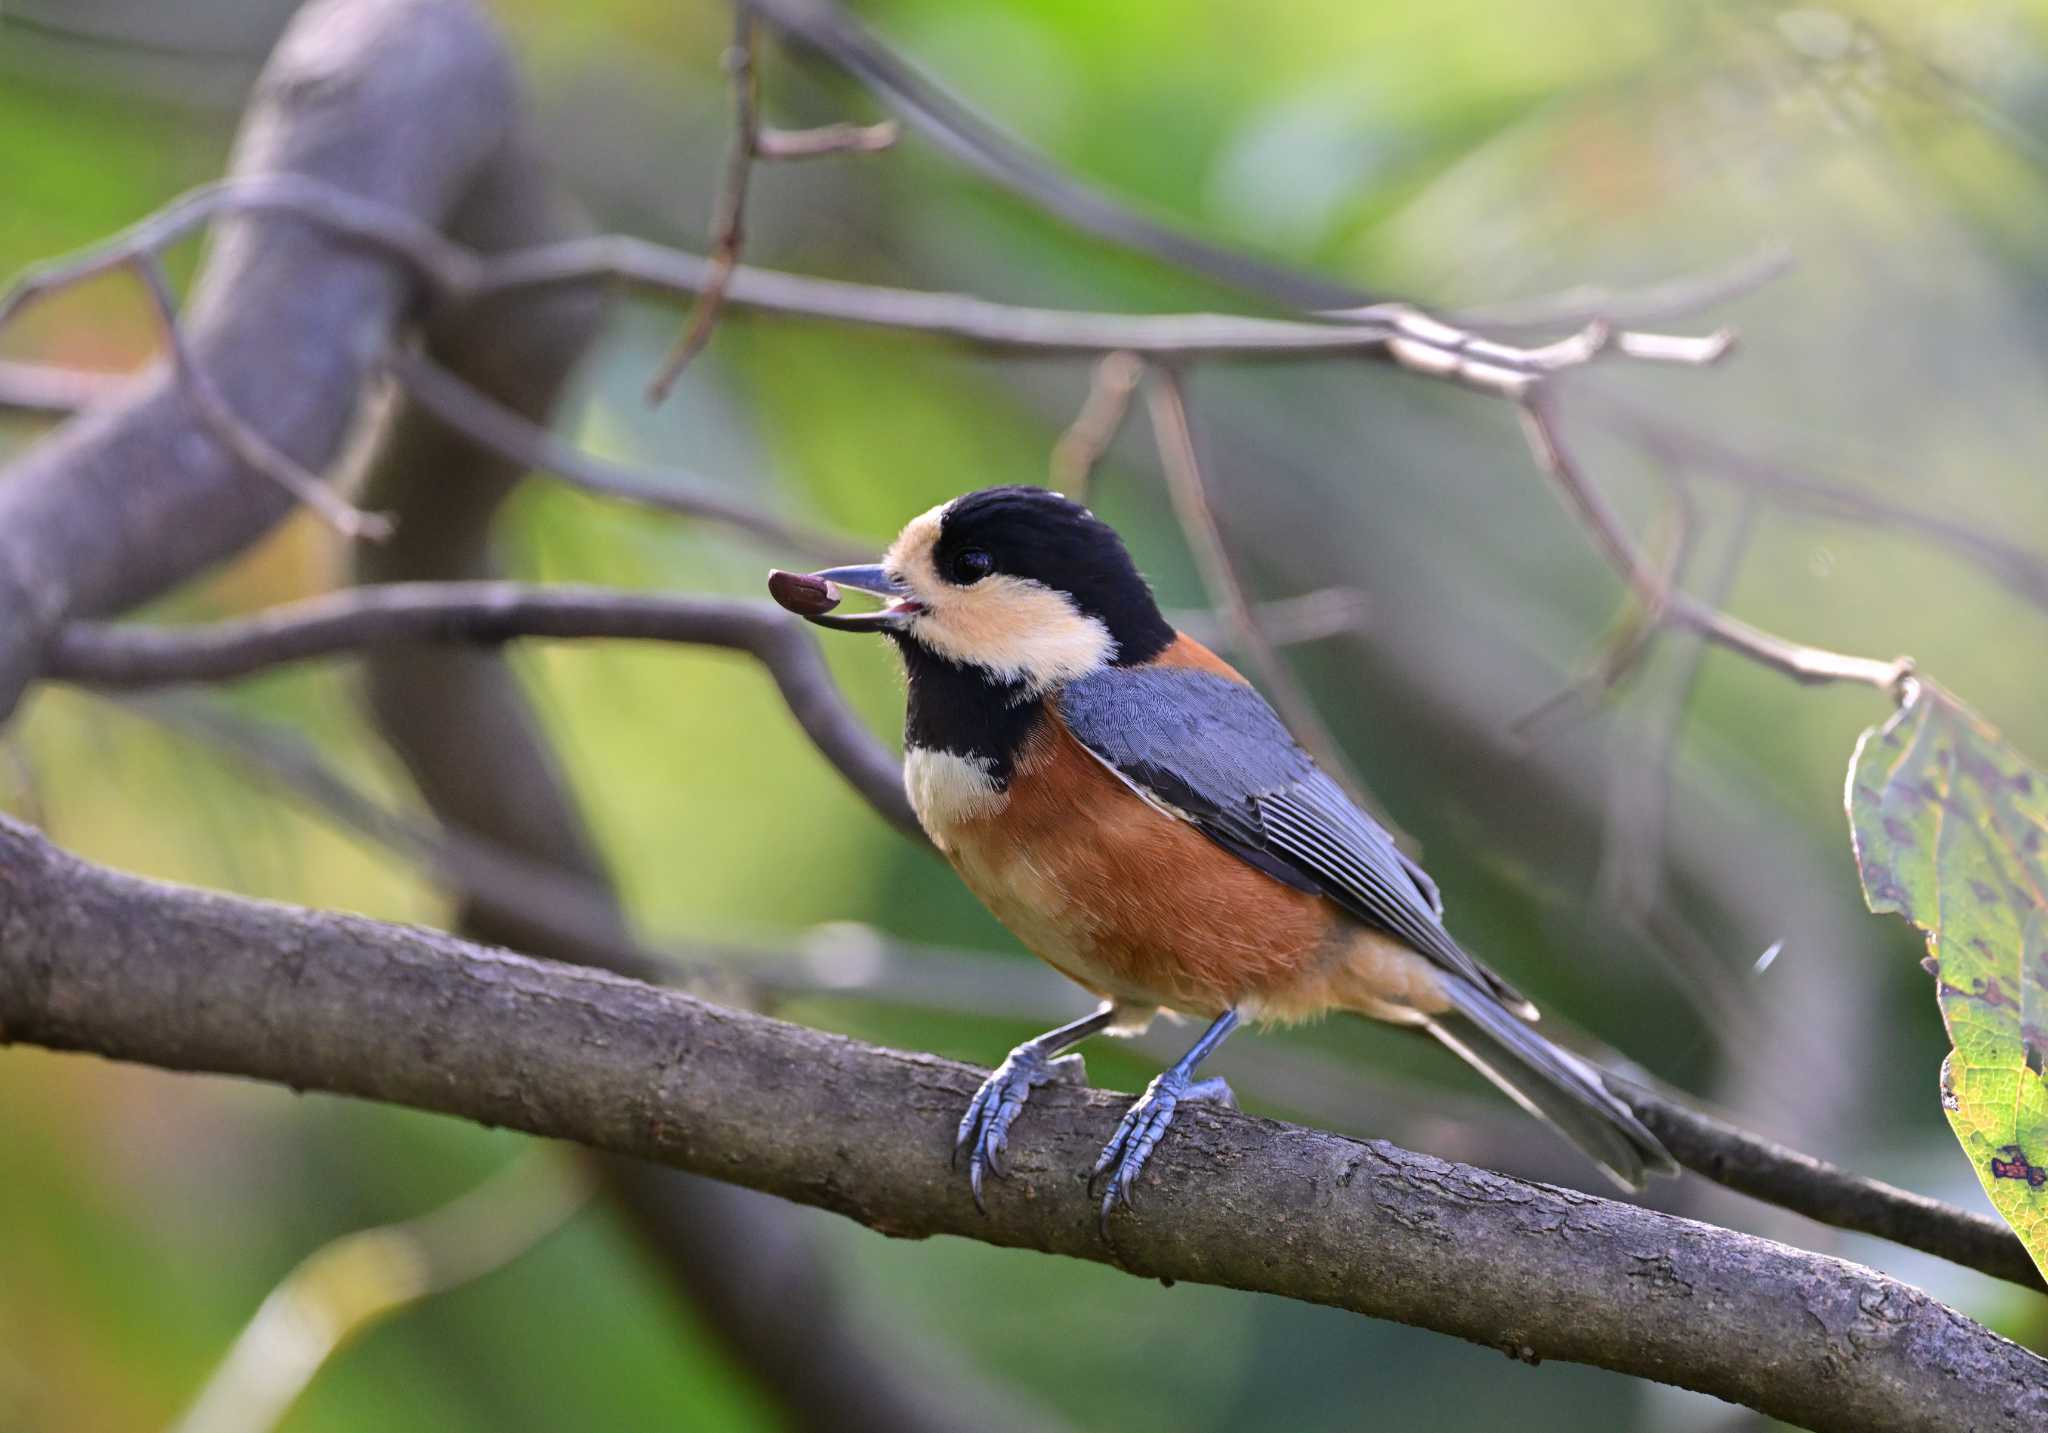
[770,485,1674,1226]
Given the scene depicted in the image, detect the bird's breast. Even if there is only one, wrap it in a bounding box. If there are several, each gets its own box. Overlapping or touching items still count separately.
[914,703,1347,1015]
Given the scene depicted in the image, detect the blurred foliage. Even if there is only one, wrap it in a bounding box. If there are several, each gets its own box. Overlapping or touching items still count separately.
[7,0,2048,1428]
[1852,686,2048,1282]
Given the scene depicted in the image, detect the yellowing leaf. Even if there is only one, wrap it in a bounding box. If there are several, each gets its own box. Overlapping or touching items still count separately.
[1848,683,2048,1279]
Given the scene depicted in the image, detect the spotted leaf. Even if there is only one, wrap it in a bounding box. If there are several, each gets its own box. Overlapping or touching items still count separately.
[1848,683,2048,1278]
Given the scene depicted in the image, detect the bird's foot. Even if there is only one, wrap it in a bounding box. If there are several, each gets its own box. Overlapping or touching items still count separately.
[954,1044,1088,1211]
[1092,1073,1235,1233]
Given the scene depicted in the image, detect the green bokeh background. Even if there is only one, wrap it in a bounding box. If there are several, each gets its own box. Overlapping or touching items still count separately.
[5,1,2048,1428]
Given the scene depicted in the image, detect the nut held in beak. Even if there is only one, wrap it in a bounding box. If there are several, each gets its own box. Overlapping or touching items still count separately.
[767,569,841,618]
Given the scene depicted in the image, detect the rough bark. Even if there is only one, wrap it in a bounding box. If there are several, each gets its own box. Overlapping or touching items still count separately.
[0,815,2037,1433]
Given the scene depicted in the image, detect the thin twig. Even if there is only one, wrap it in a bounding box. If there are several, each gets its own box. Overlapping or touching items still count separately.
[390,350,863,562]
[1517,386,1915,695]
[48,583,920,839]
[1146,364,1409,843]
[1447,246,1794,332]
[1590,489,1773,1058]
[489,231,1734,379]
[3,175,1745,381]
[130,257,393,542]
[1049,350,1142,502]
[1511,481,1698,739]
[0,174,478,327]
[756,119,898,159]
[647,6,761,403]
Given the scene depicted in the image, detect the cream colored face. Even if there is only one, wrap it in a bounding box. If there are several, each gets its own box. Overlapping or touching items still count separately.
[884,501,1116,691]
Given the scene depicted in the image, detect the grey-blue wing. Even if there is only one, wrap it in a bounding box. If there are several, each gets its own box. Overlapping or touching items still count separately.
[1057,665,1526,1009]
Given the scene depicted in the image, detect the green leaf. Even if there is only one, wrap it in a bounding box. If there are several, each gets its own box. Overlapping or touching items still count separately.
[1848,683,2048,1279]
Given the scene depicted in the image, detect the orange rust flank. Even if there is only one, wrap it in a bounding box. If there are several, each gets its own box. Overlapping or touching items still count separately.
[943,703,1337,1018]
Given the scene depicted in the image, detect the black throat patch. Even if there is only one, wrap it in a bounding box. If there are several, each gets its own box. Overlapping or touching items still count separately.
[894,637,1046,785]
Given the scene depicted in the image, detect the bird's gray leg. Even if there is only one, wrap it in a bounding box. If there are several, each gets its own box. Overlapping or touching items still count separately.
[1092,1009,1240,1231]
[955,1002,1118,1211]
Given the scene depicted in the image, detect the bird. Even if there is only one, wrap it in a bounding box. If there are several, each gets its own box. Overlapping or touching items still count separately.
[769,485,1674,1227]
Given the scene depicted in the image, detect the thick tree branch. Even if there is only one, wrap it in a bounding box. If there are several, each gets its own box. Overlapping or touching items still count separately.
[0,816,2037,1433]
[0,0,516,718]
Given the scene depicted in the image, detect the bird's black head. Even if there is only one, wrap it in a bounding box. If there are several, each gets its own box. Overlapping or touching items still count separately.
[793,486,1174,691]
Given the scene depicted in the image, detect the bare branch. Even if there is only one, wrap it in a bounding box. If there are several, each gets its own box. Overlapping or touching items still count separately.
[645,6,899,403]
[129,256,393,542]
[1448,246,1794,331]
[49,583,920,841]
[646,6,761,403]
[7,175,1739,390]
[487,231,1734,376]
[1510,481,1698,739]
[0,173,478,331]
[755,119,899,159]
[1,815,2040,1433]
[1049,350,1141,501]
[742,0,1376,310]
[1518,387,1916,695]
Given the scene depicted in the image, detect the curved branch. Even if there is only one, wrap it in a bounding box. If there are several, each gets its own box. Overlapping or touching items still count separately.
[0,815,2037,1433]
[47,583,918,840]
[1519,387,1917,694]
[742,0,1376,310]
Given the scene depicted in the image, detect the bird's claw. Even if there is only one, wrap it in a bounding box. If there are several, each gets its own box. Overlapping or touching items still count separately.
[1092,1074,1234,1234]
[955,1045,1086,1212]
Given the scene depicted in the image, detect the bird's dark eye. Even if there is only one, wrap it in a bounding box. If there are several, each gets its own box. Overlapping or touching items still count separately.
[950,547,994,585]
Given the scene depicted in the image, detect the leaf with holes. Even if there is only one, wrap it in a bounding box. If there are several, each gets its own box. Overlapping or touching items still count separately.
[1848,683,2048,1279]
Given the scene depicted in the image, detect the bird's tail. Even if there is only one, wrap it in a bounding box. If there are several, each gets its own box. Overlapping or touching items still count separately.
[1423,978,1676,1191]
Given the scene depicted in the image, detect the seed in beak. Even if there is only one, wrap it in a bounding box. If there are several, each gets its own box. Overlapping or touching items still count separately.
[767,569,841,618]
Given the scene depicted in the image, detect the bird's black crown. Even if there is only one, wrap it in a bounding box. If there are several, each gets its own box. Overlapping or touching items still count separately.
[933,486,1174,665]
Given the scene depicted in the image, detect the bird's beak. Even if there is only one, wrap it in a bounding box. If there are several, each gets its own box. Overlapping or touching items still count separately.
[774,564,923,633]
